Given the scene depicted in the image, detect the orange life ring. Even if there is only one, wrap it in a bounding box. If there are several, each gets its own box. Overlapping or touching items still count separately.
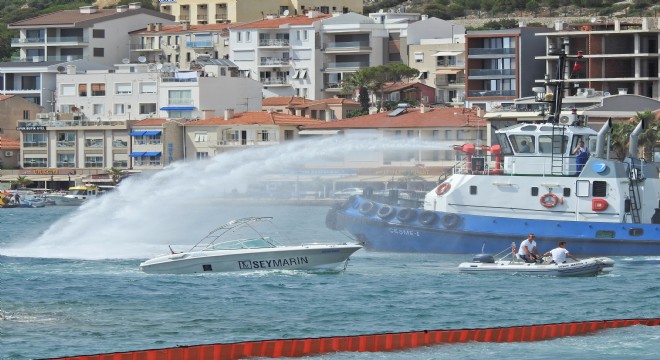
[435,182,451,196]
[540,193,559,208]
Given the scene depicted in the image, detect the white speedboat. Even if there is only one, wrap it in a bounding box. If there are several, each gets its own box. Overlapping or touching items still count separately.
[140,217,363,274]
[458,244,614,277]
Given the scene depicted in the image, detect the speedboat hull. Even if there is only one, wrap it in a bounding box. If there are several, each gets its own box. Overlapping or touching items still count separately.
[140,244,362,274]
[327,196,660,256]
[458,257,614,276]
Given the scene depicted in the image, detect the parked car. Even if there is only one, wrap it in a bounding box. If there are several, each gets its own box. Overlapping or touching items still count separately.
[333,187,363,198]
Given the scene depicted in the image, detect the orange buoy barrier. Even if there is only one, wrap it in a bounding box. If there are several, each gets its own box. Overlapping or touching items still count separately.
[47,318,660,360]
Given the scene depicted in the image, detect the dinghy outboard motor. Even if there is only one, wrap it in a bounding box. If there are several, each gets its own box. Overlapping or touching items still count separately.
[472,254,495,263]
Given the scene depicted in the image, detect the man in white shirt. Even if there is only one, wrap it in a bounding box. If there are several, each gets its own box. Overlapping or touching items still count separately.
[517,234,540,263]
[543,241,579,264]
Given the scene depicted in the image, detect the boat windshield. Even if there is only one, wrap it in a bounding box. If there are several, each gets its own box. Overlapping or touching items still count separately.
[69,190,87,195]
[205,237,277,250]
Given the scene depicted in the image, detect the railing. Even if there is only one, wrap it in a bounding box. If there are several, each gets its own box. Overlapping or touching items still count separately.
[215,13,228,20]
[168,98,194,105]
[57,162,75,168]
[186,41,213,48]
[161,77,198,83]
[468,48,516,55]
[11,37,44,44]
[259,58,289,66]
[179,15,190,21]
[216,140,274,146]
[261,78,288,85]
[197,15,208,20]
[325,83,343,89]
[22,142,47,148]
[17,120,128,127]
[325,41,370,48]
[468,90,516,97]
[11,36,87,44]
[259,39,289,47]
[325,61,369,69]
[57,141,75,148]
[469,69,516,76]
[11,55,85,62]
[130,43,161,50]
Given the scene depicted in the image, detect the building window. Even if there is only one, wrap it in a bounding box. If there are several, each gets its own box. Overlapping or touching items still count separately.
[57,132,75,147]
[139,103,157,115]
[23,157,47,168]
[93,104,104,115]
[114,104,125,115]
[91,83,105,96]
[196,152,209,160]
[23,133,47,148]
[78,84,87,96]
[85,138,103,148]
[115,83,132,95]
[194,132,208,142]
[85,156,104,168]
[284,129,293,140]
[139,82,156,94]
[57,153,75,167]
[414,52,423,63]
[168,110,192,118]
[168,90,192,105]
[257,130,270,142]
[22,110,30,120]
[93,48,104,57]
[303,30,308,41]
[61,84,75,96]
[92,29,105,38]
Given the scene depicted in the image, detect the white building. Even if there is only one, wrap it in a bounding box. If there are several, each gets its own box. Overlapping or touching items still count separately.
[1,3,174,108]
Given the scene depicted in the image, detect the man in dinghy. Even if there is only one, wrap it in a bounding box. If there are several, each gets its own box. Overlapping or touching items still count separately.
[543,242,579,264]
[518,234,541,263]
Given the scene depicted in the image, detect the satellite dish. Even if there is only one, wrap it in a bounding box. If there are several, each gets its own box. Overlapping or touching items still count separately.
[156,63,163,70]
[56,66,66,73]
[138,56,147,63]
[283,9,289,16]
[147,63,157,72]
[121,58,130,64]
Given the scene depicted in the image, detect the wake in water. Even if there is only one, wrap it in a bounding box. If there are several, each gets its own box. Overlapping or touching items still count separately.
[1,136,440,260]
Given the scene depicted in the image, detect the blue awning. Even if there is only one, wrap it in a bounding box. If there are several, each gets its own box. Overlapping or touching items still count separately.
[129,131,146,136]
[129,152,145,157]
[142,130,162,136]
[143,152,162,157]
[160,106,195,111]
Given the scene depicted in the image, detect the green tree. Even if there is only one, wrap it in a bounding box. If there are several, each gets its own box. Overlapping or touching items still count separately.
[635,110,659,161]
[14,175,33,189]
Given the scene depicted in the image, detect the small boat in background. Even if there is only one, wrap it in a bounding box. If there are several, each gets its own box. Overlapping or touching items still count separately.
[48,185,101,206]
[458,244,614,277]
[140,217,363,274]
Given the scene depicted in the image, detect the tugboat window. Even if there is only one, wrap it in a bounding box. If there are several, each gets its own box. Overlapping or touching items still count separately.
[563,188,571,197]
[531,187,539,196]
[470,185,477,195]
[629,228,643,236]
[595,230,615,239]
[202,264,212,271]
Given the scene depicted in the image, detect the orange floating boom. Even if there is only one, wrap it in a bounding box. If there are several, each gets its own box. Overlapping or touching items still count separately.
[46,318,660,360]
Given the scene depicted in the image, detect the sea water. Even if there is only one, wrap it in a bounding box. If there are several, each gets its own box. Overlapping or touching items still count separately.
[1,138,659,359]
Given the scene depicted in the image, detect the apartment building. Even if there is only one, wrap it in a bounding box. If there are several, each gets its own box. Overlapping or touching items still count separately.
[1,3,174,108]
[0,95,43,141]
[262,96,360,120]
[465,27,549,111]
[536,18,660,99]
[158,0,362,25]
[129,22,236,70]
[406,17,466,105]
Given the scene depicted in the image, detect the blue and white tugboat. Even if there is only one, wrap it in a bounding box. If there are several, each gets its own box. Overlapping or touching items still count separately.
[326,46,660,256]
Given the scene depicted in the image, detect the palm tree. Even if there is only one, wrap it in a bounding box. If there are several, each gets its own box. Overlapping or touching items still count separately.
[635,110,659,161]
[107,167,125,186]
[14,176,32,189]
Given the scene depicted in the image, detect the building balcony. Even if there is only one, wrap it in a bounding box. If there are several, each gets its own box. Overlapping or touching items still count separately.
[130,43,162,51]
[258,39,289,47]
[214,140,276,147]
[324,82,344,92]
[197,14,208,21]
[259,58,290,66]
[468,48,516,56]
[180,15,190,21]
[11,37,45,45]
[11,36,87,46]
[167,98,194,105]
[261,77,289,85]
[323,41,371,53]
[10,55,85,62]
[468,69,516,77]
[324,62,368,70]
[215,13,228,21]
[467,89,516,97]
[17,119,129,128]
[186,41,213,48]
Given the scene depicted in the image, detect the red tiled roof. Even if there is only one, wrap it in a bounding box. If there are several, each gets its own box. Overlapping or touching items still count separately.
[232,14,332,29]
[382,82,434,93]
[186,112,324,126]
[0,95,16,101]
[130,23,239,35]
[288,98,360,109]
[0,137,20,150]
[262,96,307,106]
[9,8,171,27]
[301,107,486,129]
[133,118,168,126]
